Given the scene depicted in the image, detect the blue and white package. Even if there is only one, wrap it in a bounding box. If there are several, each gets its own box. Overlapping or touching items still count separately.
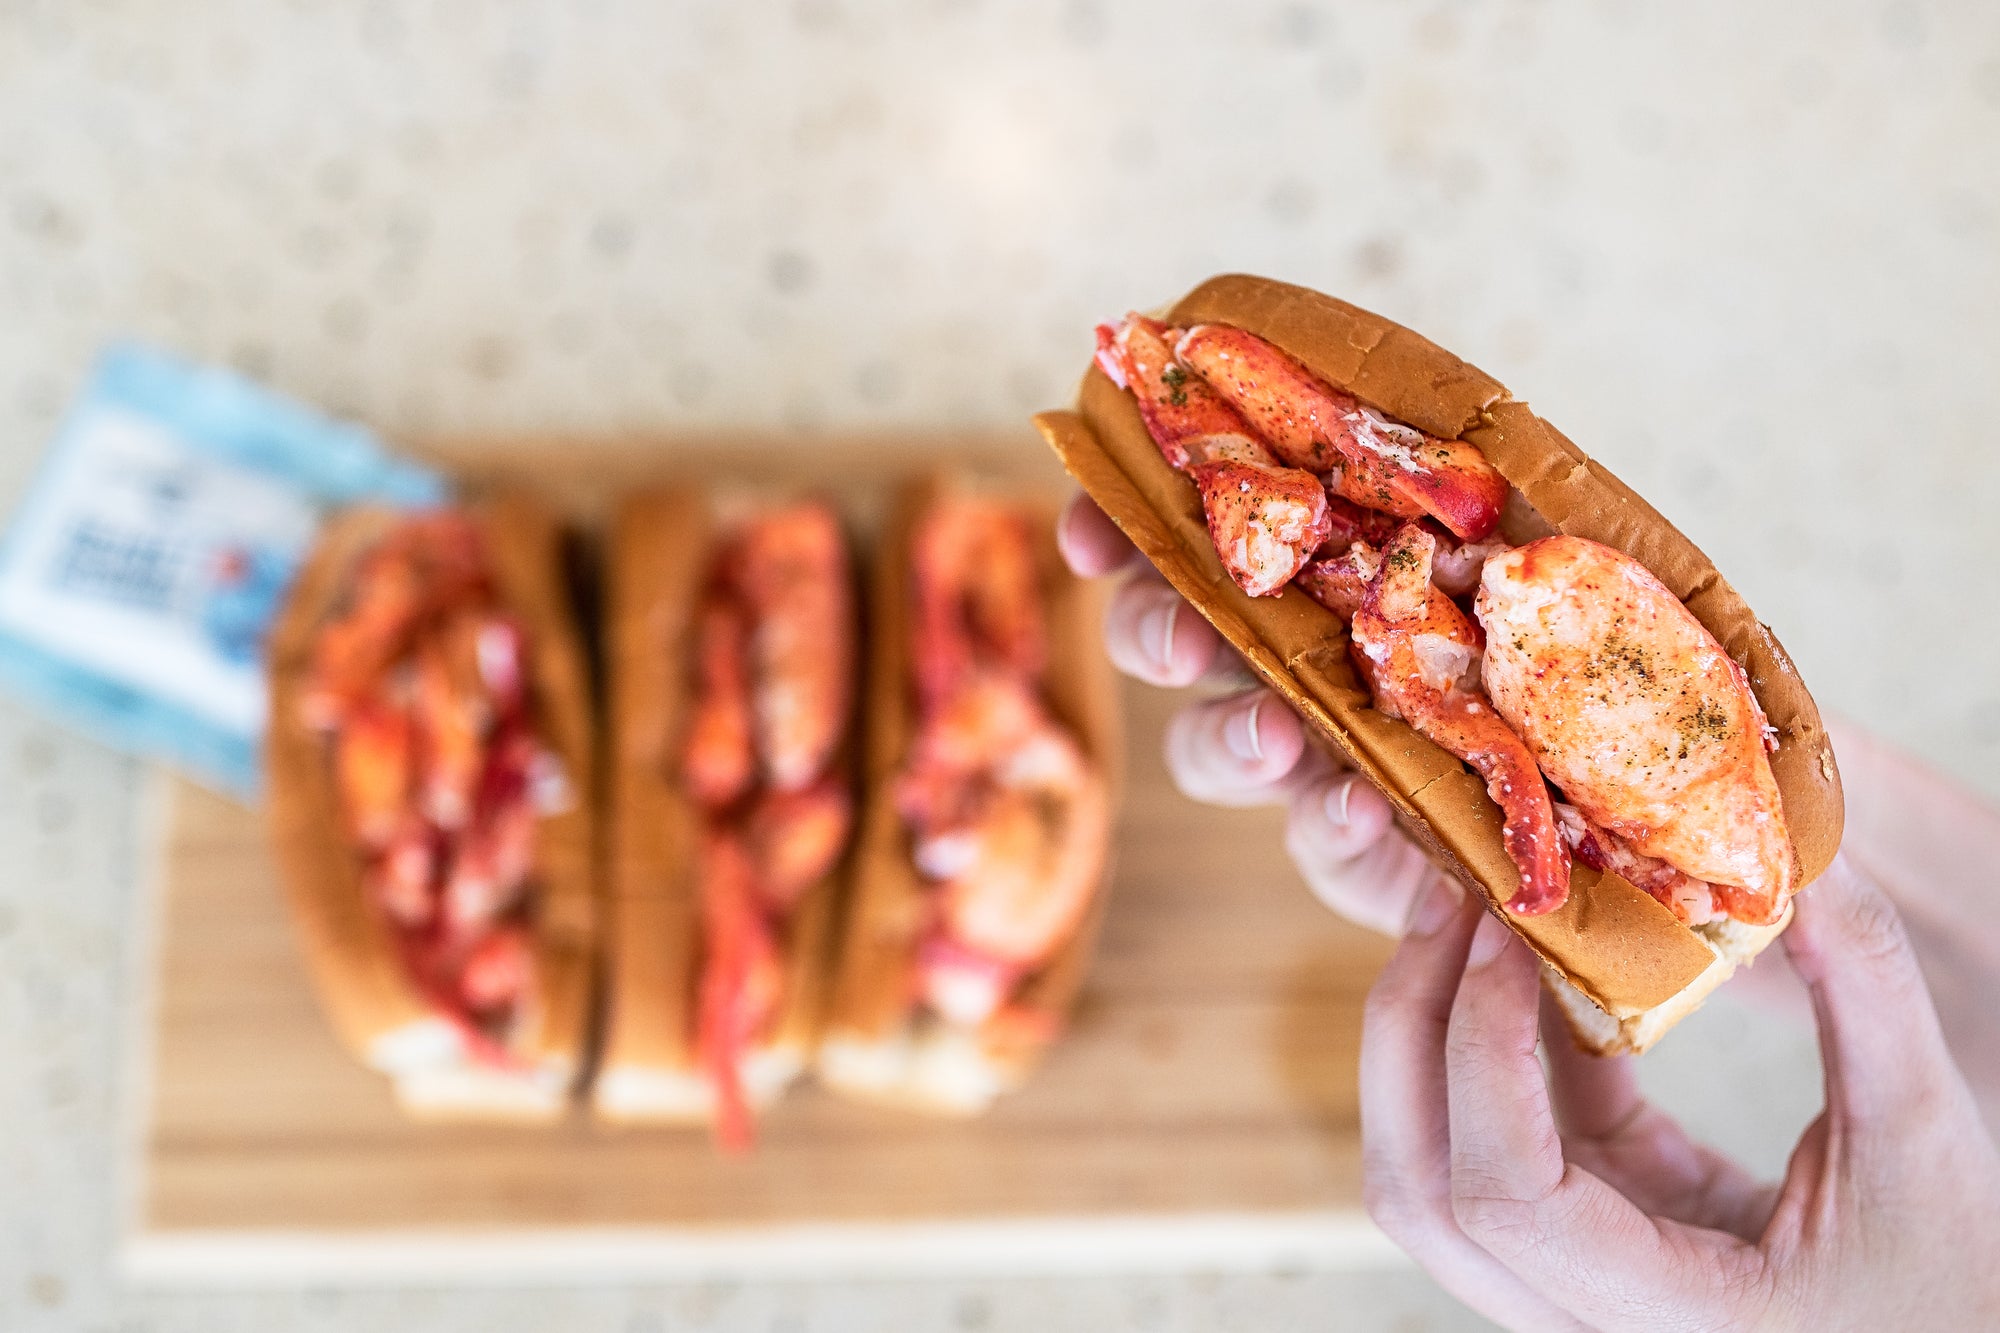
[0,345,446,796]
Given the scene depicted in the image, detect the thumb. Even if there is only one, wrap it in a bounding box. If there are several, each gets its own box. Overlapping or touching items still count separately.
[1783,855,1972,1131]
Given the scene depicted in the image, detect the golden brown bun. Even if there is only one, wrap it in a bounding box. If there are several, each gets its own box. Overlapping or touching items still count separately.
[590,489,855,1124]
[818,476,1122,1112]
[1546,906,1792,1056]
[1035,274,1842,1050]
[265,495,597,1120]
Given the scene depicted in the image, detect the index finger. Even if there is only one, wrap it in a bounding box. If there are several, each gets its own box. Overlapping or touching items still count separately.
[1444,920,1744,1328]
[1056,492,1142,578]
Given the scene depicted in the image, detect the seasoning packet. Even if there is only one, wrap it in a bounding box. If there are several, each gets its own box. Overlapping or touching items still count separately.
[0,345,444,797]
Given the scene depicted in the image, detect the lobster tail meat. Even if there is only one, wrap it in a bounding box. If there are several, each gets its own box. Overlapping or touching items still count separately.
[1476,536,1795,904]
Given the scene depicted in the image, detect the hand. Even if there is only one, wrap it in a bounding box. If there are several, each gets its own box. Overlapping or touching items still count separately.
[1360,855,2000,1331]
[1824,718,2000,1130]
[1058,493,1445,937]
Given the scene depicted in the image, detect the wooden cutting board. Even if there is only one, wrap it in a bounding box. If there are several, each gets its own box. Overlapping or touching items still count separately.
[121,437,1401,1283]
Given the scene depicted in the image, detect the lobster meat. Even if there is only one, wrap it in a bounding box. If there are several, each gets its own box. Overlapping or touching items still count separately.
[1478,536,1792,922]
[678,501,855,1151]
[1348,524,1569,916]
[1099,314,1794,923]
[1095,316,1331,597]
[305,512,560,1059]
[896,496,1108,1033]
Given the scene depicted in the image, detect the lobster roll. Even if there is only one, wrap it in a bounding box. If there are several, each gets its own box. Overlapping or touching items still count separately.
[1037,275,1843,1055]
[265,495,595,1119]
[818,476,1121,1115]
[591,490,859,1151]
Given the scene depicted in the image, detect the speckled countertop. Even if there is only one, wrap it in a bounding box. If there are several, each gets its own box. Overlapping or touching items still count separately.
[3,3,1997,1330]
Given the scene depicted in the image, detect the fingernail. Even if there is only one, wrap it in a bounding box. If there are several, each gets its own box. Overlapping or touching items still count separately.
[1465,911,1513,967]
[1322,779,1355,828]
[1224,695,1265,762]
[1139,600,1178,669]
[1405,877,1464,937]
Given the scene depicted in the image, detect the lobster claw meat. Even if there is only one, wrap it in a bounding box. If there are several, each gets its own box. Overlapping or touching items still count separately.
[934,768,1108,965]
[1096,315,1332,598]
[1095,315,1271,471]
[1294,541,1381,622]
[1187,457,1335,597]
[305,514,494,722]
[1174,323,1508,542]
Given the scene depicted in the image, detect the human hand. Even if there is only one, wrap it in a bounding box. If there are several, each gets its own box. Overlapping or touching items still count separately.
[1061,490,2000,1127]
[1057,493,1445,936]
[1359,855,2000,1331]
[1823,718,2000,1129]
[1716,720,2000,1129]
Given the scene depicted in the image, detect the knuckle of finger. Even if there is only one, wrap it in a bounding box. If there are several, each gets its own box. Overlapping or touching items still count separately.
[1837,888,1918,978]
[1449,1177,1543,1256]
[1718,1255,1786,1330]
[1361,969,1429,1030]
[1442,1029,1520,1093]
[1361,1160,1442,1254]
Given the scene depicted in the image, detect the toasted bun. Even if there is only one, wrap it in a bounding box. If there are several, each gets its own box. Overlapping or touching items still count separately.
[589,489,855,1125]
[1035,275,1843,1050]
[818,476,1121,1113]
[1546,905,1793,1056]
[265,495,596,1120]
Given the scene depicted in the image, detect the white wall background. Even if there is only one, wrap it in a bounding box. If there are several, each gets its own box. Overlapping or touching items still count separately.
[2,3,1996,1330]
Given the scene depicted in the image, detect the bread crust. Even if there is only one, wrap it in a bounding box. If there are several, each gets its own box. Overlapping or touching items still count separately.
[1035,275,1842,1039]
[819,476,1121,1111]
[264,495,597,1119]
[590,489,856,1124]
